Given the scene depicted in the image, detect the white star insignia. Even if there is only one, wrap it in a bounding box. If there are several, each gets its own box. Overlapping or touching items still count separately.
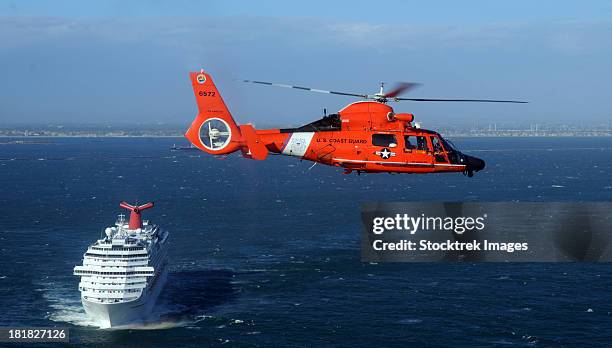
[380,148,391,159]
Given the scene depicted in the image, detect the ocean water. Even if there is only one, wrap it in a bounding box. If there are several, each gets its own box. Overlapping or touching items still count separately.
[1,137,612,347]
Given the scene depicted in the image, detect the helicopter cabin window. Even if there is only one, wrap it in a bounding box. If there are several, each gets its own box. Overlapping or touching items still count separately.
[404,136,417,151]
[416,136,430,152]
[372,134,397,148]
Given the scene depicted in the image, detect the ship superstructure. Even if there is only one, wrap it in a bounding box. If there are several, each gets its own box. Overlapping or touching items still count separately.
[73,201,169,328]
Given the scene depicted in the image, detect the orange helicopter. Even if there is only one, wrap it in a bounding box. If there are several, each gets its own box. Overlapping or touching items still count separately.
[184,69,526,177]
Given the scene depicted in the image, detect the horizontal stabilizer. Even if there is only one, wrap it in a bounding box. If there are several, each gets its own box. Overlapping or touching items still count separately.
[239,124,268,160]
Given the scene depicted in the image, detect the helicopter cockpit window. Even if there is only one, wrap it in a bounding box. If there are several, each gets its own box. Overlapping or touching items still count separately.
[441,137,456,152]
[431,136,443,153]
[431,136,448,162]
[440,137,461,163]
[372,134,397,147]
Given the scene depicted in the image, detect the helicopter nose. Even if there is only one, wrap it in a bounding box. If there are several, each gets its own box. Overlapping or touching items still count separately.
[465,155,486,173]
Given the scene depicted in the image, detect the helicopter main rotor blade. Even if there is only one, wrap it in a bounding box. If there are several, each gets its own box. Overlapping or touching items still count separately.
[395,97,528,103]
[243,80,368,98]
[384,82,421,98]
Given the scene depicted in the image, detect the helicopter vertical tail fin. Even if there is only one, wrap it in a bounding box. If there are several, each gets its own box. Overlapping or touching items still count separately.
[185,70,243,155]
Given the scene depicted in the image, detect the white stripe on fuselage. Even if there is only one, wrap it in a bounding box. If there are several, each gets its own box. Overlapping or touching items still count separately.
[332,158,466,168]
[282,132,315,158]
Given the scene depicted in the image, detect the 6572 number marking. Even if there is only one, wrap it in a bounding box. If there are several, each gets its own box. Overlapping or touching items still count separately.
[199,91,216,97]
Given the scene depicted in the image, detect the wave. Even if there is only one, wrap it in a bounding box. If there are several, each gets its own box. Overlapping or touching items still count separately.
[38,279,99,328]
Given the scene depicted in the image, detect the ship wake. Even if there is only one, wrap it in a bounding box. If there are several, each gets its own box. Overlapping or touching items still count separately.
[44,270,238,330]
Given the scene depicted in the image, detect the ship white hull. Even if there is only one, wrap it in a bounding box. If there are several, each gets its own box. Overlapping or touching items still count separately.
[82,267,168,328]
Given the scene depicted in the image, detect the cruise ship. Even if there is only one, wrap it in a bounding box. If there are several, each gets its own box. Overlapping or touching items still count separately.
[73,201,169,328]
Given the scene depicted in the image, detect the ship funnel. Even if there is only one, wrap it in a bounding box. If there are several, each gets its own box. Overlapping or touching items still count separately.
[119,201,154,229]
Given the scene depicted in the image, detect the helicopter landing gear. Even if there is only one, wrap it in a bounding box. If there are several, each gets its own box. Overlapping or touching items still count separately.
[464,170,474,178]
[343,169,362,175]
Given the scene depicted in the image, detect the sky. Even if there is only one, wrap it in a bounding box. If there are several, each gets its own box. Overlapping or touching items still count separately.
[1,0,612,127]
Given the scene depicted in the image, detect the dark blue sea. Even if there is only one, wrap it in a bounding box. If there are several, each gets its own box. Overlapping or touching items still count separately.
[1,137,612,347]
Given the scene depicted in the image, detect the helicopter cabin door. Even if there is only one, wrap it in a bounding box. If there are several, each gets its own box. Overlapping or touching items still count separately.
[370,133,400,164]
[402,135,435,169]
